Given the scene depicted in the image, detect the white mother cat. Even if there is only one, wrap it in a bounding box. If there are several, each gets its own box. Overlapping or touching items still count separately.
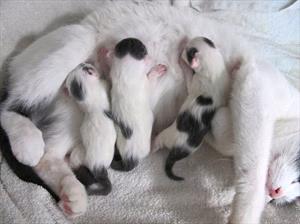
[0,2,299,223]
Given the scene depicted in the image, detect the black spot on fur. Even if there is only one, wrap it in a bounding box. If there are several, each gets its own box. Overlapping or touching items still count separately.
[165,147,190,181]
[119,121,133,139]
[114,38,147,60]
[35,114,57,133]
[113,145,122,162]
[201,109,215,127]
[202,37,216,48]
[0,87,9,106]
[104,110,113,120]
[196,95,213,106]
[177,110,214,148]
[186,47,198,64]
[8,100,52,122]
[105,111,133,139]
[70,79,85,101]
[177,111,198,134]
[8,103,31,118]
[187,127,209,148]
[177,111,204,147]
[74,166,112,196]
[0,125,59,201]
[111,156,138,172]
[295,148,300,182]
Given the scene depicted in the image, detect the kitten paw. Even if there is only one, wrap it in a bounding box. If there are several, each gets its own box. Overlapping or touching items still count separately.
[58,175,88,218]
[148,64,167,77]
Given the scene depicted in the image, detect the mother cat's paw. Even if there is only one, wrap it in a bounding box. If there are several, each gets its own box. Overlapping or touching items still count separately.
[58,175,88,218]
[11,126,45,166]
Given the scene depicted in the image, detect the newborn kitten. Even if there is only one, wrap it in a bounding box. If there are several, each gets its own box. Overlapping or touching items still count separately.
[153,37,230,180]
[66,63,117,195]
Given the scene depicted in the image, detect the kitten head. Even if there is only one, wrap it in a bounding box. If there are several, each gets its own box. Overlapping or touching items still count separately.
[65,63,108,110]
[181,37,225,76]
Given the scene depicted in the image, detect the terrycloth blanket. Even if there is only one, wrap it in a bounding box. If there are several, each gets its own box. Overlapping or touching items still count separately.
[0,1,299,224]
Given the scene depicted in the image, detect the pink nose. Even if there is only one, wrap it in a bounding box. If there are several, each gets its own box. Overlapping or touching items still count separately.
[269,187,283,198]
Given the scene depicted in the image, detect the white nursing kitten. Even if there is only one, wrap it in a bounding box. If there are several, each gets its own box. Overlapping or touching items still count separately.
[33,63,116,217]
[66,63,116,195]
[109,38,167,171]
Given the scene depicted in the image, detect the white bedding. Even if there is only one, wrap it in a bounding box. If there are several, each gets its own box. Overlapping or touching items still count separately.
[0,1,299,224]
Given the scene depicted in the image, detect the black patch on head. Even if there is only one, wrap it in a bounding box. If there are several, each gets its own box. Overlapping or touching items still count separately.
[0,125,59,201]
[196,95,213,106]
[165,146,190,181]
[186,47,198,64]
[202,37,216,48]
[111,156,138,172]
[74,166,112,195]
[70,79,85,101]
[114,38,147,60]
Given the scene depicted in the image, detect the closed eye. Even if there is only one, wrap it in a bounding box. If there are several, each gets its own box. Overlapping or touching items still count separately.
[291,180,298,184]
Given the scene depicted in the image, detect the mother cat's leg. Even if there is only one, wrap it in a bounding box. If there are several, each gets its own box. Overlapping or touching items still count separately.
[205,107,234,157]
[228,60,290,224]
[0,24,97,166]
[34,151,88,218]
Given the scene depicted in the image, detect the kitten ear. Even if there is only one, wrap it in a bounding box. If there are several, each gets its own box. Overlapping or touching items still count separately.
[190,55,200,69]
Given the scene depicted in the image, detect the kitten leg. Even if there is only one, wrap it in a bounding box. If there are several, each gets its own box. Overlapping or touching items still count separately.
[34,152,88,218]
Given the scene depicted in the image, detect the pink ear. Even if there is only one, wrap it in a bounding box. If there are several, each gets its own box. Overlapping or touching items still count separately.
[190,57,200,69]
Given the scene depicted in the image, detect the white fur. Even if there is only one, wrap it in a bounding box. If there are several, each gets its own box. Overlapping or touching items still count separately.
[153,37,230,155]
[110,54,153,161]
[66,63,116,170]
[0,111,45,166]
[35,63,114,217]
[1,2,299,221]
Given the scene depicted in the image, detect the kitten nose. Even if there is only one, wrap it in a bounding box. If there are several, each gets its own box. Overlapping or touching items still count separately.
[269,187,283,198]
